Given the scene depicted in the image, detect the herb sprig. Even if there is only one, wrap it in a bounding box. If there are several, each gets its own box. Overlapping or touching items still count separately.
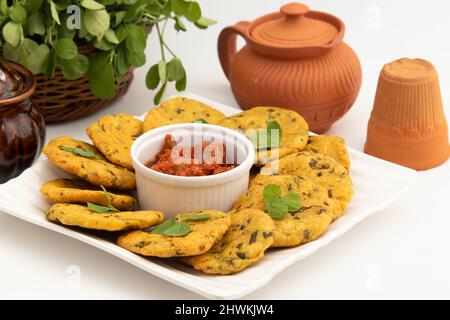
[87,185,120,213]
[147,213,212,237]
[0,0,216,104]
[263,184,301,219]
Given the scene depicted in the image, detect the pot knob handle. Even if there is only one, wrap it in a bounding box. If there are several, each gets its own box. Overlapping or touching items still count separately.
[218,21,249,80]
[280,2,309,22]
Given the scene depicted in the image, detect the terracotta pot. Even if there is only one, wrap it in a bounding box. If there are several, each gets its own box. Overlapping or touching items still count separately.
[0,59,46,184]
[365,58,449,170]
[218,2,362,133]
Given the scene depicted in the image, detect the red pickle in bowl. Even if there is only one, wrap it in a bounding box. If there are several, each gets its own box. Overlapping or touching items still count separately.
[145,134,236,176]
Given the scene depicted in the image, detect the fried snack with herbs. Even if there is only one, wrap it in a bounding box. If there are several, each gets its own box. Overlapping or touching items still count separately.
[40,179,137,210]
[117,211,230,258]
[182,209,274,275]
[261,151,353,218]
[218,107,309,165]
[43,137,136,190]
[87,113,143,170]
[46,203,163,232]
[233,175,335,247]
[143,97,226,131]
[305,135,350,171]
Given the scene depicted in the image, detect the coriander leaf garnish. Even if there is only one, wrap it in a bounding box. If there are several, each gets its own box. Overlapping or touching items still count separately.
[263,184,302,219]
[86,185,119,213]
[252,120,283,150]
[59,146,100,160]
[192,119,208,124]
[149,213,212,237]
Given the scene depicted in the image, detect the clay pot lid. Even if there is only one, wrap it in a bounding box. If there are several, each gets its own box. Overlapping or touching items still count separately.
[250,3,340,48]
[382,58,436,83]
[0,59,36,105]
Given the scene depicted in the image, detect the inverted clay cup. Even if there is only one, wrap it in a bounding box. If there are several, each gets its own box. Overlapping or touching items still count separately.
[365,58,449,170]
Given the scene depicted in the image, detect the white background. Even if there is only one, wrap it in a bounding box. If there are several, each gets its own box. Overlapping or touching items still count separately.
[1,0,449,299]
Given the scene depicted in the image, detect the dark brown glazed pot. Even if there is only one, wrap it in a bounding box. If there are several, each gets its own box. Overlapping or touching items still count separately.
[0,59,45,184]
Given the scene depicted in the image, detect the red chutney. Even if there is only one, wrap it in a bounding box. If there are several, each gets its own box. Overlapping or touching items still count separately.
[146,134,236,176]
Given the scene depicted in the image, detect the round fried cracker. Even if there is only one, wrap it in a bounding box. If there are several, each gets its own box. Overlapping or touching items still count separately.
[143,97,226,132]
[261,151,354,218]
[117,211,230,258]
[87,113,142,170]
[182,209,274,275]
[43,137,136,190]
[46,204,163,232]
[40,179,137,210]
[233,175,335,247]
[219,107,309,150]
[305,135,350,171]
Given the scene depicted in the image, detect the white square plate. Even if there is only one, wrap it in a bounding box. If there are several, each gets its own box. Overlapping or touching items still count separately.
[0,93,417,299]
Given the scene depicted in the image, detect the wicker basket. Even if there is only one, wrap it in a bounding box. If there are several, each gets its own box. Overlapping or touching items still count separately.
[0,34,151,123]
[34,42,134,123]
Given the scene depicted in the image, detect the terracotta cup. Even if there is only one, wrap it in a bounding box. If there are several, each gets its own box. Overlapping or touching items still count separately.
[365,58,449,170]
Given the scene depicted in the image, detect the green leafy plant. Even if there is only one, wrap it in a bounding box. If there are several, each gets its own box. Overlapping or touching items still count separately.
[0,0,216,103]
[263,184,301,219]
[147,212,212,237]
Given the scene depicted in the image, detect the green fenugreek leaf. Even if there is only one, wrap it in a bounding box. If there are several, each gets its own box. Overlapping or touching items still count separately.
[266,199,288,220]
[192,119,207,124]
[150,219,176,234]
[263,184,301,220]
[87,202,119,213]
[177,213,212,221]
[162,222,191,237]
[150,219,191,237]
[146,64,160,90]
[59,146,100,159]
[255,120,283,150]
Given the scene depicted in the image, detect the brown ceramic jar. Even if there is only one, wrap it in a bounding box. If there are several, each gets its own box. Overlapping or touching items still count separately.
[0,59,46,184]
[218,2,362,133]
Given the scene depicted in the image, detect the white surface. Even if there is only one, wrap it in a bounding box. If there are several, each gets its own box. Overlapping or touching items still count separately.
[0,0,449,299]
[132,107,255,217]
[0,94,416,299]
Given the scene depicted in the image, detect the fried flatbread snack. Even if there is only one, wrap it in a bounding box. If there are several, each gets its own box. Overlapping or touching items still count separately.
[233,175,335,247]
[40,179,137,210]
[87,113,142,170]
[117,211,230,258]
[182,209,274,275]
[305,135,350,171]
[218,107,309,165]
[261,151,353,218]
[46,204,163,232]
[43,137,136,190]
[143,97,226,131]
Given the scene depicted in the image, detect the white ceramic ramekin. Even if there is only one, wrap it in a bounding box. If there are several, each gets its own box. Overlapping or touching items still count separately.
[131,123,255,218]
